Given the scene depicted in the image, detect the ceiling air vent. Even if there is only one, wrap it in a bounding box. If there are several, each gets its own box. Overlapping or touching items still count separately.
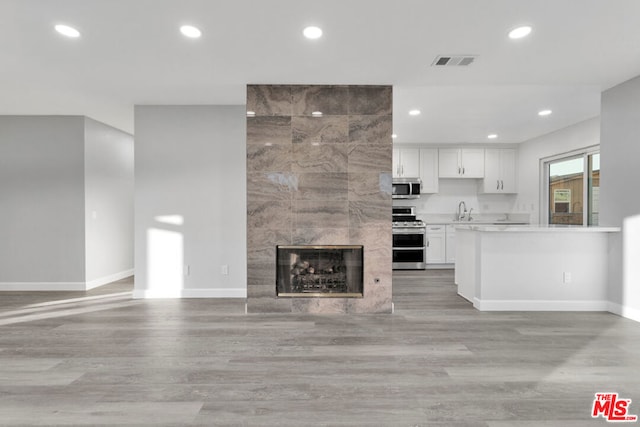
[432,55,477,67]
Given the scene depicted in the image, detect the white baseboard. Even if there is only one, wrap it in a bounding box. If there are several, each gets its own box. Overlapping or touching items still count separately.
[132,288,247,299]
[0,269,134,292]
[608,303,640,323]
[474,298,610,312]
[0,282,87,291]
[85,269,134,290]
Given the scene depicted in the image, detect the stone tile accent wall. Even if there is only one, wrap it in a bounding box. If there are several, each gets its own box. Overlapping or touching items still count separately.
[246,85,392,313]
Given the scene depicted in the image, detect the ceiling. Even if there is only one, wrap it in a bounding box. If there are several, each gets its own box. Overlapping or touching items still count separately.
[2,0,640,143]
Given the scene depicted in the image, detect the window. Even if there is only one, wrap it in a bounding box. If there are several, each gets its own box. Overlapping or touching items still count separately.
[543,148,599,226]
[588,153,600,225]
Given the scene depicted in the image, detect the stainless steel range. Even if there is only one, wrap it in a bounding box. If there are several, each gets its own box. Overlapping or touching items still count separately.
[392,206,426,270]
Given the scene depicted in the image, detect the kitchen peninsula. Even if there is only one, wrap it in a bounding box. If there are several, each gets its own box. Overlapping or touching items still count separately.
[455,224,620,311]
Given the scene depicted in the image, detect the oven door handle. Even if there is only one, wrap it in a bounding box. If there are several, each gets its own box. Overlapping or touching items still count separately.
[393,230,426,235]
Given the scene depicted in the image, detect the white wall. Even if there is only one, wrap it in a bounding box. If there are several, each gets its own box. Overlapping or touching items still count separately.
[0,116,135,290]
[514,117,600,224]
[134,106,246,298]
[0,116,86,288]
[600,75,640,322]
[84,118,134,288]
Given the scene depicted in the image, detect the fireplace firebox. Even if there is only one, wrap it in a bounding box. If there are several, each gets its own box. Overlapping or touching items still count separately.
[276,245,364,298]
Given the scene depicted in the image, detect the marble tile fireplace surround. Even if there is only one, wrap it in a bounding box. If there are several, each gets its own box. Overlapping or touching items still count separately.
[246,84,393,314]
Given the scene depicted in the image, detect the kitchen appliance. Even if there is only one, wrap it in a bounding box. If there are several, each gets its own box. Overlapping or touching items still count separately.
[392,206,426,269]
[392,177,421,199]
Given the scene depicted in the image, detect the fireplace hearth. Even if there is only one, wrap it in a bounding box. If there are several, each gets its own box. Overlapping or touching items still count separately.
[276,245,363,298]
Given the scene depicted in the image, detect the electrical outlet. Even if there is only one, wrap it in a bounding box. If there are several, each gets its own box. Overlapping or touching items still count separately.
[221,264,229,275]
[563,272,572,283]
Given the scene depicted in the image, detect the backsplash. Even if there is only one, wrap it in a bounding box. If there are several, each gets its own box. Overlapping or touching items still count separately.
[394,179,519,217]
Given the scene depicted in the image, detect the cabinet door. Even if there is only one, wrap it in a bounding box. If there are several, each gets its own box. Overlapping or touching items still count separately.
[400,148,420,177]
[392,148,402,177]
[426,226,446,264]
[460,149,485,178]
[419,149,439,193]
[482,149,502,193]
[438,149,461,178]
[481,148,517,193]
[393,148,420,177]
[446,226,456,263]
[499,148,517,193]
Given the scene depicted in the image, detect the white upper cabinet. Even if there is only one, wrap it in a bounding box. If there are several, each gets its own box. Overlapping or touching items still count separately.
[438,148,485,178]
[419,148,439,193]
[481,148,517,193]
[393,148,420,178]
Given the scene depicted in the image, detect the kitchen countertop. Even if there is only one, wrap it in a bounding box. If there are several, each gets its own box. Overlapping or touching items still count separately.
[454,224,621,233]
[444,220,529,225]
[418,213,531,226]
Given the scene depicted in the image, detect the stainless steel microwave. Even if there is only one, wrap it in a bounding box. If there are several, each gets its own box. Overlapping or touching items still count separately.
[392,178,421,199]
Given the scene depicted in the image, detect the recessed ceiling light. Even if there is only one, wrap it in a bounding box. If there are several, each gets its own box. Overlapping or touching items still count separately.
[508,26,532,39]
[303,26,323,39]
[55,24,80,38]
[311,111,323,117]
[409,109,421,116]
[391,134,398,139]
[538,109,552,116]
[487,134,498,139]
[180,25,202,38]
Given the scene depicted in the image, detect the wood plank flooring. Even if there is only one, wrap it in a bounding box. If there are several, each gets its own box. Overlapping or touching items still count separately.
[1,270,639,426]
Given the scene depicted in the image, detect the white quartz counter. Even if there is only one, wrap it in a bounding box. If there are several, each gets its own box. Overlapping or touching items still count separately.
[418,213,531,226]
[455,225,619,312]
[454,224,621,233]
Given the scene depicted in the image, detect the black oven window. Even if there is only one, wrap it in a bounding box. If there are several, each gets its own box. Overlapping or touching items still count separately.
[392,233,425,248]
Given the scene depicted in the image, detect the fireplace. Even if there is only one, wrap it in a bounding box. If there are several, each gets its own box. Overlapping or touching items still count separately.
[276,245,364,298]
[246,84,393,313]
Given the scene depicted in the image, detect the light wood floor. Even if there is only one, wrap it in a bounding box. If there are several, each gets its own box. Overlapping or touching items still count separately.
[1,270,639,426]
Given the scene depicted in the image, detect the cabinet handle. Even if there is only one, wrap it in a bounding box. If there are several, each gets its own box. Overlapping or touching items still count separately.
[427,240,430,247]
[458,167,461,175]
[497,180,500,190]
[401,165,404,176]
[462,167,465,175]
[501,180,504,190]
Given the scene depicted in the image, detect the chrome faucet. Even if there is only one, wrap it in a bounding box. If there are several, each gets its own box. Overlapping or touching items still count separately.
[457,201,467,221]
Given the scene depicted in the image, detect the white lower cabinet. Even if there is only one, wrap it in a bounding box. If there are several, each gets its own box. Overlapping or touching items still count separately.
[446,225,456,263]
[426,224,456,266]
[425,225,446,264]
